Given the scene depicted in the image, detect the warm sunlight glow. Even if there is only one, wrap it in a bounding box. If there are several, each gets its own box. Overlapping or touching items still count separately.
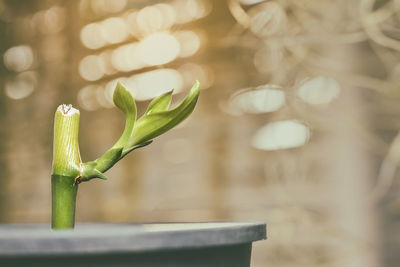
[137,32,180,66]
[178,63,214,89]
[101,17,129,44]
[79,55,105,81]
[3,45,34,72]
[78,84,103,111]
[129,69,183,100]
[111,43,144,72]
[80,23,106,49]
[174,31,201,58]
[5,71,37,100]
[297,76,341,105]
[252,120,310,150]
[230,85,285,114]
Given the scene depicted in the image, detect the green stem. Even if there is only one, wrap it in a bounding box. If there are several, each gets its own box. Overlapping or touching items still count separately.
[51,175,78,229]
[51,104,81,230]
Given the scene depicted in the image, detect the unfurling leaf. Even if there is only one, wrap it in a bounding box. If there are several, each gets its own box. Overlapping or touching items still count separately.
[80,81,200,183]
[112,82,137,149]
[87,83,137,176]
[128,81,200,146]
[113,82,137,117]
[145,90,173,115]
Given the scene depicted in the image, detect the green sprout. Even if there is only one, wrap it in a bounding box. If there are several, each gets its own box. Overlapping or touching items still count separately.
[51,81,200,229]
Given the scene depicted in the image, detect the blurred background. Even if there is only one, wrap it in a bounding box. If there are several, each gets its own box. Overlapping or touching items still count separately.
[1,0,400,266]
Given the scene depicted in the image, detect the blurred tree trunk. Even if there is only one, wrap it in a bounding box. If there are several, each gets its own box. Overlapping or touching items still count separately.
[319,44,380,267]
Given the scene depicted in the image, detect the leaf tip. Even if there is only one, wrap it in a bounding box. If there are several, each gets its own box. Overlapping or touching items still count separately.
[112,81,137,116]
[190,80,201,96]
[113,82,126,99]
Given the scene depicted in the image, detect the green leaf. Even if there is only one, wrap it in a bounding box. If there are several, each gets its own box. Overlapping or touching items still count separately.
[90,83,137,173]
[128,81,200,146]
[113,82,136,117]
[79,81,199,183]
[145,90,173,115]
[112,82,137,149]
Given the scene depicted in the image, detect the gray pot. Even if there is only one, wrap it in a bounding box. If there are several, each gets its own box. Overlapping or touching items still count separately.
[0,222,266,267]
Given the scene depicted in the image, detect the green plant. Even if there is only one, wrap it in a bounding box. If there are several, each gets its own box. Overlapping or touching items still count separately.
[51,81,200,229]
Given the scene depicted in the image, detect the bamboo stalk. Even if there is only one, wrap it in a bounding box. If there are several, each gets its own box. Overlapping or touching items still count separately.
[51,104,81,229]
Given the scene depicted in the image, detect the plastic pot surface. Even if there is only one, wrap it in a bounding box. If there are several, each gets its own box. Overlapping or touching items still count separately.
[0,222,266,267]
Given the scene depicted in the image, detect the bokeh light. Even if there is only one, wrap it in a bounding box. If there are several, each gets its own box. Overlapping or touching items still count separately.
[3,45,34,72]
[155,3,177,29]
[78,84,103,111]
[42,6,66,34]
[5,71,37,100]
[101,69,183,104]
[137,5,165,34]
[248,2,286,37]
[111,43,143,72]
[96,85,114,108]
[137,32,180,66]
[78,83,115,110]
[32,6,66,35]
[80,23,106,49]
[79,55,105,81]
[239,0,266,5]
[124,3,176,38]
[174,31,201,58]
[101,17,129,44]
[252,120,310,150]
[229,85,285,114]
[81,17,128,49]
[98,50,117,75]
[172,0,212,24]
[178,63,214,89]
[297,76,341,105]
[90,0,127,16]
[128,68,183,100]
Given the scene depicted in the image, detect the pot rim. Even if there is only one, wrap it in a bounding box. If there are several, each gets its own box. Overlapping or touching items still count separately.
[0,221,266,256]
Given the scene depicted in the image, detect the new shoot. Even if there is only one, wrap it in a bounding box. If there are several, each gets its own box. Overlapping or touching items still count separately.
[51,81,200,229]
